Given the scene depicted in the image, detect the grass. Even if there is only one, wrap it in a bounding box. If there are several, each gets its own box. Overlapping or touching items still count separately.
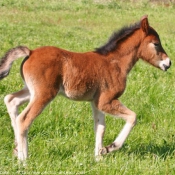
[0,0,175,174]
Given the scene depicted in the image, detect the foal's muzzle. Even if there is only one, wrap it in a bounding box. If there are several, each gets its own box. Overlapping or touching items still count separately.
[163,61,171,71]
[159,58,171,71]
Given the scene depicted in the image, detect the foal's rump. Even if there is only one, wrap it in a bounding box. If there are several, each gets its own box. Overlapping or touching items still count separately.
[21,47,62,84]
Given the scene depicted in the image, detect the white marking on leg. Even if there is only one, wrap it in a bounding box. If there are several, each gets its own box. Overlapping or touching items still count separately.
[17,131,28,161]
[16,101,33,161]
[100,102,137,154]
[113,112,136,150]
[95,116,105,156]
[91,102,105,159]
[114,122,133,148]
[4,87,30,151]
[4,94,18,141]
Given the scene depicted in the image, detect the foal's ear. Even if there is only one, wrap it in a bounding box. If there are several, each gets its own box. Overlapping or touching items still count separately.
[140,15,149,35]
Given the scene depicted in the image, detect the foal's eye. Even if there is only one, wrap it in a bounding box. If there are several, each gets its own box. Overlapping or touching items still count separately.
[153,43,159,47]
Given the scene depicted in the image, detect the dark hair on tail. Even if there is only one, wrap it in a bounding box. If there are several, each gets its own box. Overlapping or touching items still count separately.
[0,46,30,80]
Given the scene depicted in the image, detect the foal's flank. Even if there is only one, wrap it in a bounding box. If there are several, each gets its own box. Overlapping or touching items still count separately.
[0,15,171,162]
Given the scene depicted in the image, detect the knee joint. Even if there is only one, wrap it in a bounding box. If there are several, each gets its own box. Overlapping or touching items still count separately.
[125,111,137,127]
[129,112,137,126]
[4,94,13,106]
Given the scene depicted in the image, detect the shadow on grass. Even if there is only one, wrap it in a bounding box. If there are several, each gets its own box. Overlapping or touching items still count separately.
[124,141,175,160]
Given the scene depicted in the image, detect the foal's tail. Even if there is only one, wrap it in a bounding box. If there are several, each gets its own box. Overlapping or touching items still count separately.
[0,46,30,80]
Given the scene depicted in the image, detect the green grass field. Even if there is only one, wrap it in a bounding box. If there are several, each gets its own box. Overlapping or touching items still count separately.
[0,0,175,174]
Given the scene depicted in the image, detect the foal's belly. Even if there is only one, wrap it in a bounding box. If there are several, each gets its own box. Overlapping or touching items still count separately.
[58,85,96,101]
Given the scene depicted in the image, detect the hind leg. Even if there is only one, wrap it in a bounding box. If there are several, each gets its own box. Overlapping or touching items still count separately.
[4,86,30,155]
[16,89,58,161]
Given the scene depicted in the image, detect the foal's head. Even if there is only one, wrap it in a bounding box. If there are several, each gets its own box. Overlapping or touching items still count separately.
[138,15,171,71]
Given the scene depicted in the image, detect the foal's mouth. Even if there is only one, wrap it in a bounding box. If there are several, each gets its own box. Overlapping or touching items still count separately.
[159,58,171,71]
[163,63,171,71]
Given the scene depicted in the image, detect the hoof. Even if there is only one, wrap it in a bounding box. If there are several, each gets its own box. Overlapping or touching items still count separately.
[99,147,108,155]
[95,155,103,162]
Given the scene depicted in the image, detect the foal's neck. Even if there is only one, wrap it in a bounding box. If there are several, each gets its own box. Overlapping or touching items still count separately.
[108,30,142,75]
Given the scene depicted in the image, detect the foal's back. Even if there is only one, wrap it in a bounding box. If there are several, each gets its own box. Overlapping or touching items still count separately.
[22,46,121,101]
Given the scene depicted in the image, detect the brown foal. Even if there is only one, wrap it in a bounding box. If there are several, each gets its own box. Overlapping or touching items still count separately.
[0,15,171,161]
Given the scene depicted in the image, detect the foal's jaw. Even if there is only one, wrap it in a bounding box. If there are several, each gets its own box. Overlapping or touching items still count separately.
[158,57,171,71]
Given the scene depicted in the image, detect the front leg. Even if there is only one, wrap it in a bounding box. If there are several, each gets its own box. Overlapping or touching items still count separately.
[91,102,105,160]
[96,95,136,155]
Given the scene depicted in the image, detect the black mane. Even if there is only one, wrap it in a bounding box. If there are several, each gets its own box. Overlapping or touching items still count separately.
[95,21,141,55]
